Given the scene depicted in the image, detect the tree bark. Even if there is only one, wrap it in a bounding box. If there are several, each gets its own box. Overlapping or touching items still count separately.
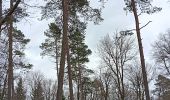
[105,85,108,100]
[56,0,69,99]
[7,0,13,100]
[78,63,83,100]
[1,74,7,100]
[0,0,2,35]
[131,0,150,100]
[67,44,74,100]
[55,38,59,79]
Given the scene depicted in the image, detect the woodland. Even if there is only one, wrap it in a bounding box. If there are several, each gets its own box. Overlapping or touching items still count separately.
[0,0,170,100]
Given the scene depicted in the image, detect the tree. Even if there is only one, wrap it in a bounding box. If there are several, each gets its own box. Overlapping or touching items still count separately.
[123,0,161,99]
[152,31,170,75]
[69,30,92,100]
[27,72,45,100]
[7,0,14,99]
[100,70,112,100]
[0,0,2,35]
[0,26,31,100]
[31,81,44,100]
[42,79,57,100]
[26,71,57,100]
[40,23,62,78]
[42,0,102,100]
[153,75,170,100]
[97,33,136,100]
[15,78,26,100]
[0,0,31,99]
[55,0,69,99]
[94,67,113,100]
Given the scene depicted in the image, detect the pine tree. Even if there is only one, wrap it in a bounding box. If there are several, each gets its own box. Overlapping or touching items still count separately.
[153,75,170,100]
[123,0,161,99]
[41,0,103,99]
[40,23,62,78]
[69,30,92,100]
[0,0,31,99]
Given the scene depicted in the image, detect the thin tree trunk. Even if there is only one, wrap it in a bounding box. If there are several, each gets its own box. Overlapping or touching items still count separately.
[1,74,7,100]
[55,39,59,79]
[78,63,83,100]
[8,0,13,100]
[67,44,74,100]
[7,0,13,99]
[80,68,83,100]
[131,0,150,100]
[105,85,108,100]
[77,77,80,100]
[0,0,2,35]
[56,0,69,99]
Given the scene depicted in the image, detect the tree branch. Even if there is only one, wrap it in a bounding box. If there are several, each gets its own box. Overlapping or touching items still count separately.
[0,0,21,26]
[122,21,152,33]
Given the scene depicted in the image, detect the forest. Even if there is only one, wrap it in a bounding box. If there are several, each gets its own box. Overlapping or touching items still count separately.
[0,0,170,100]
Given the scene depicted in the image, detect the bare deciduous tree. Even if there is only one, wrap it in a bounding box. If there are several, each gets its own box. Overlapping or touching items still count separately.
[152,30,170,75]
[98,33,136,100]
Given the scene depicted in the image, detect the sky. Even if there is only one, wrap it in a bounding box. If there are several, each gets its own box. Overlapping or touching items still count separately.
[16,0,170,79]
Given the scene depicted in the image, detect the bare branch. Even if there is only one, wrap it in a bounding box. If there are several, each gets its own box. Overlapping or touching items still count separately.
[122,21,152,33]
[139,21,152,30]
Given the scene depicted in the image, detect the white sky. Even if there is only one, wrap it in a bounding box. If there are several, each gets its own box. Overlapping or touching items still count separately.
[16,0,170,79]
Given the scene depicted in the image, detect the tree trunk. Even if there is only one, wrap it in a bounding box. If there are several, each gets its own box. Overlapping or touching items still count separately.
[78,63,83,100]
[77,82,80,100]
[105,85,108,100]
[67,44,74,100]
[0,0,2,35]
[55,38,59,79]
[7,0,13,100]
[131,0,150,100]
[1,74,7,100]
[56,0,69,99]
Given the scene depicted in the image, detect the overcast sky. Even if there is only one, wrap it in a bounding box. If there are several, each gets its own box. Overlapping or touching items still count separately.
[16,0,170,79]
